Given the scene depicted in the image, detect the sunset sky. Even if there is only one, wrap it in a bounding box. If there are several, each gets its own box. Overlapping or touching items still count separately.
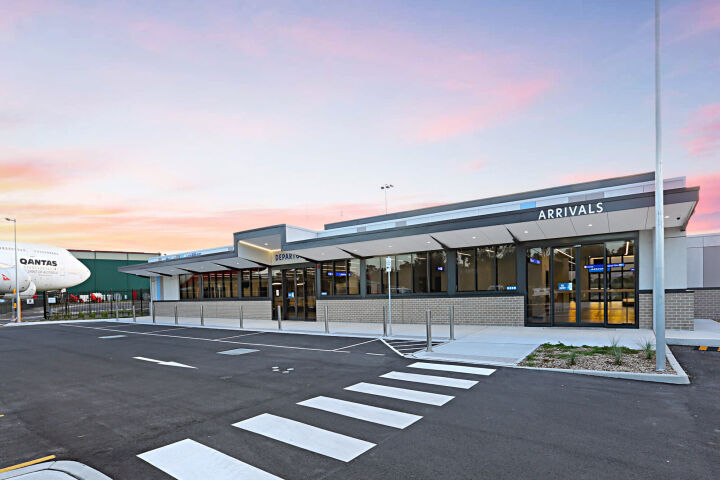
[1,0,719,253]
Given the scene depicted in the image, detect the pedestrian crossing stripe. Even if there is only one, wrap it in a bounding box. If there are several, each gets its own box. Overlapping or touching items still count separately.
[138,439,282,480]
[298,396,422,429]
[233,413,375,462]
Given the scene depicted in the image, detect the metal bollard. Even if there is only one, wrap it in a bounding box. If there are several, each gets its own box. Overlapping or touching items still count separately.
[426,309,433,352]
[239,305,244,330]
[200,304,204,326]
[174,305,178,325]
[449,305,455,341]
[382,305,387,337]
[133,305,136,322]
[277,305,282,331]
[324,305,329,334]
[115,304,119,322]
[152,302,156,324]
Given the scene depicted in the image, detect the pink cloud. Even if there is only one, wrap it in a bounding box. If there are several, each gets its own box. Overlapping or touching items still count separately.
[458,160,486,172]
[403,77,554,142]
[687,172,720,234]
[664,0,720,42]
[682,103,720,157]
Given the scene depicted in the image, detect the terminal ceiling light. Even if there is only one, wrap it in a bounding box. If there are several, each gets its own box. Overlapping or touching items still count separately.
[524,230,529,234]
[587,224,593,227]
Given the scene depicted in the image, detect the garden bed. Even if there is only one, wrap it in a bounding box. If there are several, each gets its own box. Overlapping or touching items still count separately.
[519,342,674,374]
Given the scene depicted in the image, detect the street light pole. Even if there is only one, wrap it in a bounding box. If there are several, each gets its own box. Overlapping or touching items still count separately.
[653,0,666,371]
[380,184,394,214]
[5,217,19,322]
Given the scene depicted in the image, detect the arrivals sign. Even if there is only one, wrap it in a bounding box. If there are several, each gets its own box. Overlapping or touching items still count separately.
[537,202,604,221]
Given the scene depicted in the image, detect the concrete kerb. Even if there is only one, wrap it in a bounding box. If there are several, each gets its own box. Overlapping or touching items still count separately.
[2,317,447,342]
[512,346,689,385]
[0,461,112,480]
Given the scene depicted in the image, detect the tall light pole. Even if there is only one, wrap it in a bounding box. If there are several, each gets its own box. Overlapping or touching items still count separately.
[5,217,19,322]
[653,0,666,371]
[380,184,394,214]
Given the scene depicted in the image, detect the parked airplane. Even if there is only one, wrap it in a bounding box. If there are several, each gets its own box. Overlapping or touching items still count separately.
[0,241,91,299]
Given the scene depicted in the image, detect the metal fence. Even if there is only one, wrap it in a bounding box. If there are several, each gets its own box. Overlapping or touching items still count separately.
[45,289,151,320]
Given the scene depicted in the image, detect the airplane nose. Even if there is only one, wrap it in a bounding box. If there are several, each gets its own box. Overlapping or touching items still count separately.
[79,261,91,283]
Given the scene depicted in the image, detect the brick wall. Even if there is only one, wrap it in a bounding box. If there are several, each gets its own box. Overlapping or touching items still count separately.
[694,289,720,321]
[316,296,525,326]
[153,300,272,320]
[638,291,694,330]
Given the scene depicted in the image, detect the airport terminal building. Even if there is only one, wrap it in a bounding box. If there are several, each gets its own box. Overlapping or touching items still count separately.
[121,172,720,330]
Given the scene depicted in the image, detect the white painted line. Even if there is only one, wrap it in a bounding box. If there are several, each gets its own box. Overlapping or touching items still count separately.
[63,324,344,353]
[138,438,282,480]
[142,327,191,334]
[218,348,258,356]
[379,338,404,357]
[298,396,421,429]
[366,353,385,356]
[216,332,263,341]
[333,338,378,351]
[134,356,196,369]
[233,413,375,462]
[345,382,453,406]
[380,371,477,389]
[408,362,495,376]
[99,335,127,339]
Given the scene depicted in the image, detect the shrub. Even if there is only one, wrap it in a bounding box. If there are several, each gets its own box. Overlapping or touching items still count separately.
[639,338,655,359]
[610,338,623,365]
[569,350,577,366]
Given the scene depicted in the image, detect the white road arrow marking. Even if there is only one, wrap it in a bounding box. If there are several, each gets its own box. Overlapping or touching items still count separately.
[134,356,196,369]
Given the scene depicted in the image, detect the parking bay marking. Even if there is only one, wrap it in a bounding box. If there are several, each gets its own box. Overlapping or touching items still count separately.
[62,324,353,354]
[99,335,127,339]
[134,356,196,369]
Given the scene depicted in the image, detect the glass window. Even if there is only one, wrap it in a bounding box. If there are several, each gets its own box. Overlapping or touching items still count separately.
[496,244,517,290]
[527,247,551,325]
[397,254,412,294]
[251,270,261,296]
[605,240,635,326]
[242,270,251,297]
[457,249,475,292]
[321,262,333,296]
[429,251,447,292]
[476,247,495,290]
[348,259,360,295]
[366,257,382,294]
[412,253,428,293]
[202,273,210,298]
[231,271,238,297]
[258,269,268,297]
[334,260,347,295]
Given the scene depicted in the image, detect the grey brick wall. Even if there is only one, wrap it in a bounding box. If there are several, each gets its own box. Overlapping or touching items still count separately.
[316,296,525,326]
[639,291,694,330]
[694,289,720,321]
[153,300,272,320]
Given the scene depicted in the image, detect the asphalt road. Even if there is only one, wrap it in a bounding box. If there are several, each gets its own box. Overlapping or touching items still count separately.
[0,322,717,479]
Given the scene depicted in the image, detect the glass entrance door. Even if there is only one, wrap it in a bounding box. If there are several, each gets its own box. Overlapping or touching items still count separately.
[526,240,637,327]
[272,267,317,321]
[553,247,577,325]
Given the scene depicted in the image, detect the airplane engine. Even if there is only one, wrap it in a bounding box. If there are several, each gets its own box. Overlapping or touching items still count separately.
[3,281,36,300]
[0,265,32,294]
